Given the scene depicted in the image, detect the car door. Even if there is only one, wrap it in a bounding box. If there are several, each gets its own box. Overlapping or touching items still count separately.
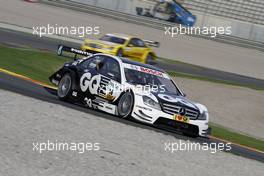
[77,55,122,113]
[124,38,147,61]
[77,55,105,97]
[96,56,122,101]
[77,55,122,100]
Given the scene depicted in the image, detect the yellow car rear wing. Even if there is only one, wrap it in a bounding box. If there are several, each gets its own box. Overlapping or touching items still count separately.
[143,40,160,47]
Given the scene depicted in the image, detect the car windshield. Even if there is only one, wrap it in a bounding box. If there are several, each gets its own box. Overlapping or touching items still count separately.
[124,68,180,94]
[100,35,126,44]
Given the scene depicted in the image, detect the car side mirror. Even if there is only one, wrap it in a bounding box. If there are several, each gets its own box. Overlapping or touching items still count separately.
[127,44,134,47]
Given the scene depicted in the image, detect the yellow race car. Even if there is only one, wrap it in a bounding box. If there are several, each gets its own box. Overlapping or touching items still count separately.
[81,33,159,64]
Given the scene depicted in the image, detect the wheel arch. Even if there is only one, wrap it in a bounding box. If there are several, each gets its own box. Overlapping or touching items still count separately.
[114,88,135,105]
[115,47,124,56]
[148,51,157,59]
[116,89,135,118]
[61,69,78,90]
[143,51,157,64]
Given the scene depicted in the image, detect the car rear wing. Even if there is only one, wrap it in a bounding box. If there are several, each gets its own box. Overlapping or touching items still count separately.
[57,45,93,59]
[143,40,160,47]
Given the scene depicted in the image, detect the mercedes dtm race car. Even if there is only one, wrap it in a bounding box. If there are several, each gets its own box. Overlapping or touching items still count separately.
[80,33,159,64]
[50,45,210,137]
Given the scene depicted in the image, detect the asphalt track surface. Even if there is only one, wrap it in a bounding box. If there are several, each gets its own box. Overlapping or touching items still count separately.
[1,28,264,89]
[0,71,263,163]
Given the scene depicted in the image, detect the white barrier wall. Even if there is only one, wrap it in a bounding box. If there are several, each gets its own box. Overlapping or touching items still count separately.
[194,10,264,42]
[70,0,264,42]
[71,0,134,13]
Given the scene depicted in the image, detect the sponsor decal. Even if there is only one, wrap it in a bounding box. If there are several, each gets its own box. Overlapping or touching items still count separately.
[72,91,78,97]
[140,67,163,77]
[84,97,92,108]
[104,94,115,101]
[124,63,170,79]
[80,73,101,95]
[70,48,92,56]
[80,72,92,92]
[173,114,189,123]
[80,73,121,101]
[158,94,196,109]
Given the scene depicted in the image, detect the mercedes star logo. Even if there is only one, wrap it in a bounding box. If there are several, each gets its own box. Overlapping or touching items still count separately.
[179,108,186,116]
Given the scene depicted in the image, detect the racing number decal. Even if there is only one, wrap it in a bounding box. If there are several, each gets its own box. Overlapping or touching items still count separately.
[84,97,92,108]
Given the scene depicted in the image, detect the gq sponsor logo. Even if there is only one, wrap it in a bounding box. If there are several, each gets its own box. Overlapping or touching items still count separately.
[80,73,101,95]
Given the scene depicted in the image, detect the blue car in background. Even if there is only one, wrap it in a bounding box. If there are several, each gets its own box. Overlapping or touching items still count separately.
[136,0,196,26]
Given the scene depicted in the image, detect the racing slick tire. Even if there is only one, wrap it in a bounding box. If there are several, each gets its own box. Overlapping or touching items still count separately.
[116,48,123,57]
[117,92,134,119]
[57,74,73,100]
[146,54,153,64]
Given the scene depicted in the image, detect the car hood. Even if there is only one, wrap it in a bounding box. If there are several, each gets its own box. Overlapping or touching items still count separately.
[152,91,199,112]
[128,83,199,112]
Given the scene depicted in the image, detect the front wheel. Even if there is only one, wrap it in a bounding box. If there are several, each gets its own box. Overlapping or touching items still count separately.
[116,48,123,57]
[57,74,72,100]
[145,54,153,64]
[117,92,134,119]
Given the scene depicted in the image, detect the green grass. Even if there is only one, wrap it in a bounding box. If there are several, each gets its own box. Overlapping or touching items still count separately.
[210,123,264,152]
[0,45,70,85]
[0,45,263,152]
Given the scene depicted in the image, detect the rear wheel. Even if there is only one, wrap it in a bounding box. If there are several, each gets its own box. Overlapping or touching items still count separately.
[57,74,72,100]
[117,92,134,119]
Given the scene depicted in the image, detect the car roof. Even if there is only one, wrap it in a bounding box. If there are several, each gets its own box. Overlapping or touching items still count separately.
[105,33,132,40]
[120,57,165,72]
[88,53,166,73]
